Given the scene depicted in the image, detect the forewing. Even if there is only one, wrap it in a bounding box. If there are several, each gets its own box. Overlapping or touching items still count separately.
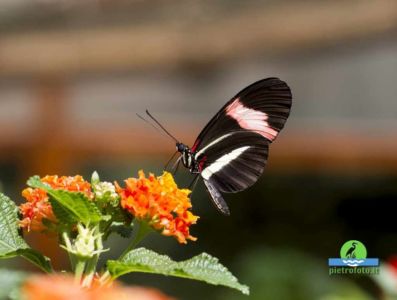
[191,77,292,152]
[197,131,269,193]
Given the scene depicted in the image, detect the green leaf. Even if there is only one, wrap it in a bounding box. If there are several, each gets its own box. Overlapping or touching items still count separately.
[47,190,102,224]
[0,193,53,273]
[49,198,77,225]
[0,193,29,257]
[27,176,102,225]
[18,248,53,273]
[26,175,48,190]
[0,269,28,300]
[107,248,249,295]
[173,253,249,295]
[108,221,133,238]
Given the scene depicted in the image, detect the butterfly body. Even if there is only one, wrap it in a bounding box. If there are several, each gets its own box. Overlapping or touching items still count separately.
[176,142,196,172]
[173,78,292,215]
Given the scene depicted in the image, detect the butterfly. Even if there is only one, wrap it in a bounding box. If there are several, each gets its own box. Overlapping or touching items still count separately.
[143,78,292,215]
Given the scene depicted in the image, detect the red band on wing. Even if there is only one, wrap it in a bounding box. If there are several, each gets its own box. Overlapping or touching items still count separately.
[198,156,207,172]
[226,98,278,141]
[191,139,200,152]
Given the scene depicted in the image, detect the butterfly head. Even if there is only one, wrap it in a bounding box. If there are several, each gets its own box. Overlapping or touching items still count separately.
[176,142,188,153]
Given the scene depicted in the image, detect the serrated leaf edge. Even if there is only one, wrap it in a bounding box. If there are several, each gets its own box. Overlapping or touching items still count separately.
[108,248,249,295]
[0,193,28,255]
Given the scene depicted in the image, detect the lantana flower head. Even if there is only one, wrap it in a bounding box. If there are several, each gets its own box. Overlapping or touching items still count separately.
[19,175,92,232]
[93,181,119,207]
[115,170,198,244]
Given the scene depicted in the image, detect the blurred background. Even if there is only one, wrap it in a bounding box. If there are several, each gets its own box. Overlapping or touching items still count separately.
[1,0,397,299]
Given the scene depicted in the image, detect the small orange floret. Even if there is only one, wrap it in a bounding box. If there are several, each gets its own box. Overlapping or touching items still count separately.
[19,188,56,232]
[116,170,198,244]
[19,175,92,232]
[41,175,92,196]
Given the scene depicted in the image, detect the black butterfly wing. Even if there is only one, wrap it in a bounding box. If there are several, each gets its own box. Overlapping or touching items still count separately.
[197,131,268,215]
[191,77,292,153]
[191,78,291,214]
[203,179,230,215]
[196,131,269,193]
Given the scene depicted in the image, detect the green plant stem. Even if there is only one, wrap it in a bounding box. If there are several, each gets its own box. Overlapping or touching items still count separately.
[82,254,99,287]
[82,225,104,287]
[68,251,77,272]
[99,270,112,286]
[100,221,150,284]
[101,222,149,284]
[119,220,152,260]
[74,259,86,284]
[62,231,77,271]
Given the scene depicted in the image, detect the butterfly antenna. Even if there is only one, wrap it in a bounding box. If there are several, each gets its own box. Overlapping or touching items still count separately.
[136,113,170,138]
[145,109,178,142]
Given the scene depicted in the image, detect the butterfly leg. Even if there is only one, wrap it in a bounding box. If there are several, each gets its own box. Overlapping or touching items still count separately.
[164,151,178,171]
[171,157,181,175]
[188,174,200,192]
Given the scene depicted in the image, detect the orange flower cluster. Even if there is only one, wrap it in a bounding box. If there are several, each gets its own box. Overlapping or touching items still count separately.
[115,171,198,244]
[19,175,92,231]
[41,175,92,195]
[22,274,173,300]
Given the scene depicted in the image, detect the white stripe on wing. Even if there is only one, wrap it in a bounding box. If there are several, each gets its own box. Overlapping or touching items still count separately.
[201,146,250,180]
[194,132,234,159]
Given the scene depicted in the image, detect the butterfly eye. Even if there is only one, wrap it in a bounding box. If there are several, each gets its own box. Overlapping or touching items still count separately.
[176,143,185,152]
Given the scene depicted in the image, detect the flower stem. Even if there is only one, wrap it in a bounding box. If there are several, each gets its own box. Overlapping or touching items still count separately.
[119,220,152,260]
[62,231,77,271]
[74,259,86,284]
[81,225,104,287]
[81,254,99,288]
[100,222,152,285]
[98,270,112,286]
